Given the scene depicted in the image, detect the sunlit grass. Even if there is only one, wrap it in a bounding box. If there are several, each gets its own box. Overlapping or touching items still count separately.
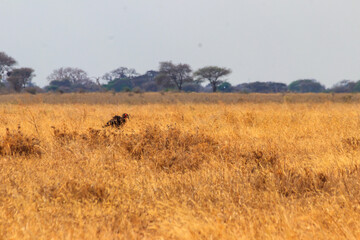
[1,96,360,239]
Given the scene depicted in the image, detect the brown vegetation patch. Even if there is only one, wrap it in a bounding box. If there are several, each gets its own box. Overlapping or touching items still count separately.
[51,124,219,172]
[275,168,332,197]
[39,180,109,203]
[52,125,80,145]
[342,137,360,150]
[0,126,41,156]
[118,125,218,172]
[52,126,119,147]
[49,124,359,199]
[239,148,335,197]
[246,150,280,170]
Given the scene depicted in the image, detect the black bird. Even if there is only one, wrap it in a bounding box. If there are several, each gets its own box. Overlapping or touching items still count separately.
[103,113,130,128]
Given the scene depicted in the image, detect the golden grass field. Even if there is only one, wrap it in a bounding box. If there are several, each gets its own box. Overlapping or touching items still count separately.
[1,93,360,239]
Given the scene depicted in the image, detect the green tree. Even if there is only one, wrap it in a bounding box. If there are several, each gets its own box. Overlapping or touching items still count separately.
[104,78,132,92]
[194,66,231,92]
[236,82,288,93]
[351,81,360,92]
[45,79,72,92]
[288,79,325,93]
[218,82,232,92]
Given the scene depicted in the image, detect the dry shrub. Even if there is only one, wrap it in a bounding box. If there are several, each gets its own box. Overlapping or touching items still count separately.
[342,137,360,150]
[239,148,333,197]
[51,126,79,145]
[242,148,284,192]
[245,150,280,170]
[39,180,109,203]
[122,125,218,172]
[52,124,218,172]
[339,164,360,199]
[242,112,257,126]
[245,162,332,197]
[0,126,41,156]
[52,126,121,148]
[274,168,332,197]
[81,128,111,146]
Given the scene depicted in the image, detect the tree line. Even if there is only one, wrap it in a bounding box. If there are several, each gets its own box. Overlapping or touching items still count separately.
[0,51,359,94]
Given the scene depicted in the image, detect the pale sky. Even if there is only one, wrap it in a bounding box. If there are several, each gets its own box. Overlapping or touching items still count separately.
[1,0,360,87]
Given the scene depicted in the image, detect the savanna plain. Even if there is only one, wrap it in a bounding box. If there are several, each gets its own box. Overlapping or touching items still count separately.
[1,93,360,239]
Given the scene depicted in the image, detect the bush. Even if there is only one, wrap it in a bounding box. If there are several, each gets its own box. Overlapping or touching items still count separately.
[103,78,132,92]
[218,82,233,92]
[123,87,131,92]
[24,87,43,95]
[288,79,325,93]
[0,126,41,156]
[132,87,143,94]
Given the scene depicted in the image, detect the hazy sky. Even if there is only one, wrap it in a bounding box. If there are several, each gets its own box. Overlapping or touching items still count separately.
[1,0,360,87]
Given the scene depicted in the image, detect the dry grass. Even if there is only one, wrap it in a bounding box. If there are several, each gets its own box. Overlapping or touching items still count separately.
[1,94,360,239]
[1,92,360,104]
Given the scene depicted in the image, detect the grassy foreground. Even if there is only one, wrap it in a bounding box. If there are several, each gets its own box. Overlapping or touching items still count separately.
[1,95,360,239]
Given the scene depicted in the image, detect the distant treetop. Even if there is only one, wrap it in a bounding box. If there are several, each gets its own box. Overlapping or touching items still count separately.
[155,61,193,91]
[194,66,231,92]
[288,79,325,93]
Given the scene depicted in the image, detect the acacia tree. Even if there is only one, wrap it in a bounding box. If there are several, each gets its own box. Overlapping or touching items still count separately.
[102,67,138,82]
[194,66,231,92]
[0,52,17,82]
[7,68,35,92]
[47,67,90,85]
[46,67,99,92]
[155,61,193,91]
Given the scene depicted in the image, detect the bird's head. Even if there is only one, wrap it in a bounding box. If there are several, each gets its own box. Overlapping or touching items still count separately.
[122,113,130,119]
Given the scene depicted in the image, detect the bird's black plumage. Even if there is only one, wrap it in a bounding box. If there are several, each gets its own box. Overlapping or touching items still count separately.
[103,113,129,128]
